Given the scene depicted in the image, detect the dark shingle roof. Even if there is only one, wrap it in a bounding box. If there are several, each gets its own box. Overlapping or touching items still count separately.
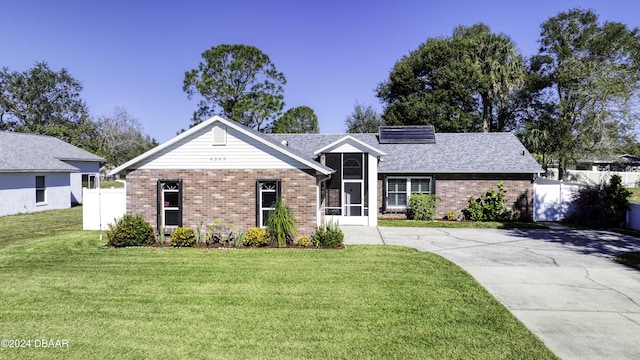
[269,132,542,173]
[0,132,104,173]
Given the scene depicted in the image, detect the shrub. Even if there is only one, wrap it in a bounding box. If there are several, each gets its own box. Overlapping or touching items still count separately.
[266,198,297,247]
[566,175,631,228]
[206,220,235,246]
[170,227,196,247]
[312,220,344,248]
[407,194,438,220]
[445,210,456,220]
[194,221,204,246]
[296,235,311,247]
[244,227,269,247]
[234,230,246,248]
[462,181,514,221]
[107,214,155,247]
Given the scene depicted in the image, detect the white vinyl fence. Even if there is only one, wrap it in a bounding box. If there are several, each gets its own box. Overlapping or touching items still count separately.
[627,204,640,231]
[534,180,640,230]
[82,188,126,230]
[565,170,640,187]
[533,181,581,222]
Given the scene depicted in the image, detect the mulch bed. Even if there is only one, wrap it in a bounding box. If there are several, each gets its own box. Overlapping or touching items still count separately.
[108,243,346,250]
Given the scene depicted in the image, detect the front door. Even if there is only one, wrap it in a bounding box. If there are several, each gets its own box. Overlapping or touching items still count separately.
[344,181,362,216]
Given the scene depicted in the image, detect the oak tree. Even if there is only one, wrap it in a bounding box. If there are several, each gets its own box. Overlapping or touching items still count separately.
[525,8,640,179]
[0,62,95,150]
[376,24,524,133]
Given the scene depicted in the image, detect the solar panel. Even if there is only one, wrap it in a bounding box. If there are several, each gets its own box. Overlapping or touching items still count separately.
[379,126,436,144]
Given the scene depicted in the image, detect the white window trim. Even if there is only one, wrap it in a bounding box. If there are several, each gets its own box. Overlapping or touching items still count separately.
[258,180,279,228]
[162,183,180,228]
[386,177,407,209]
[82,174,98,189]
[386,176,432,209]
[35,175,47,205]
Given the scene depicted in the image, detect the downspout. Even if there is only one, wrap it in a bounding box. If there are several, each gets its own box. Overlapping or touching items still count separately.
[98,185,102,240]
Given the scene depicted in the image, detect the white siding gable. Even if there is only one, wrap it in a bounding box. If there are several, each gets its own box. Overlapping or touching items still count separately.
[329,143,364,153]
[314,135,385,156]
[138,123,311,170]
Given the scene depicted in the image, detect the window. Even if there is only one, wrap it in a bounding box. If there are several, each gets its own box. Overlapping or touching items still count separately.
[386,177,432,209]
[35,176,46,204]
[411,178,431,194]
[158,180,182,228]
[82,174,97,189]
[342,154,363,179]
[387,178,407,207]
[257,179,281,227]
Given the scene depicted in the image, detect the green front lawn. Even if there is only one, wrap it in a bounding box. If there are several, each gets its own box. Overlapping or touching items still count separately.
[0,207,82,248]
[0,209,556,359]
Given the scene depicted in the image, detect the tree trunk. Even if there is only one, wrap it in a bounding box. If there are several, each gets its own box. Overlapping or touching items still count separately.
[482,93,490,133]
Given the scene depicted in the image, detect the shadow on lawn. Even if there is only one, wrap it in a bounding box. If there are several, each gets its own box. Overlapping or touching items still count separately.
[509,227,640,259]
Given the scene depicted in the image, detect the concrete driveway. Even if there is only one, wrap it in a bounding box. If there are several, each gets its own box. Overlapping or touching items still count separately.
[342,225,640,360]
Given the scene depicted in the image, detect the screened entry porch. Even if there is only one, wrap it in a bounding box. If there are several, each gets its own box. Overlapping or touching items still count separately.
[320,152,379,226]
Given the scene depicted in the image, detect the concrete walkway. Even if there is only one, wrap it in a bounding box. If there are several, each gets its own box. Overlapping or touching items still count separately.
[342,225,640,360]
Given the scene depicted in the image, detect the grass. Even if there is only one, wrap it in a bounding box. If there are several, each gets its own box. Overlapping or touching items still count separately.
[0,208,557,359]
[628,188,640,204]
[100,180,124,188]
[379,219,549,229]
[615,252,640,270]
[0,207,82,248]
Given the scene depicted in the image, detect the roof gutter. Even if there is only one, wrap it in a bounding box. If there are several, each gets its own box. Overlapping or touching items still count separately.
[0,169,80,173]
[379,170,544,174]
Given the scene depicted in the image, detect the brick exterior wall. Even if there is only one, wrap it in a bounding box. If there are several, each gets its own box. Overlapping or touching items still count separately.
[435,179,533,219]
[126,168,318,237]
[378,174,534,220]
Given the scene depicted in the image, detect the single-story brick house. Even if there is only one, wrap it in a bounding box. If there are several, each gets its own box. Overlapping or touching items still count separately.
[109,116,543,235]
[0,131,104,216]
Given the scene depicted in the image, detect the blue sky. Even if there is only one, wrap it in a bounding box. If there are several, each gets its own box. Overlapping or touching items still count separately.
[2,0,639,142]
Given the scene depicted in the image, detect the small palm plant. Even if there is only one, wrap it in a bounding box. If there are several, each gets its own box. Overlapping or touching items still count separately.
[266,198,297,248]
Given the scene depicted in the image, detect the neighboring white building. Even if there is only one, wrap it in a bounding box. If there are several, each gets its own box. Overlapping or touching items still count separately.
[0,132,104,216]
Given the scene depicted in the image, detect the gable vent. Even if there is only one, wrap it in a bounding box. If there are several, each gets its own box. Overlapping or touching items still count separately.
[212,125,227,145]
[379,125,436,144]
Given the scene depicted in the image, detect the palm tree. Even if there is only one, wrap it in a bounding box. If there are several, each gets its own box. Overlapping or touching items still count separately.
[454,24,525,132]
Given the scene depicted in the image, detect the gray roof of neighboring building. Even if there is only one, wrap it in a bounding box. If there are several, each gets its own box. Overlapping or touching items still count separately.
[269,132,543,174]
[534,177,580,186]
[579,154,640,164]
[0,131,104,173]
